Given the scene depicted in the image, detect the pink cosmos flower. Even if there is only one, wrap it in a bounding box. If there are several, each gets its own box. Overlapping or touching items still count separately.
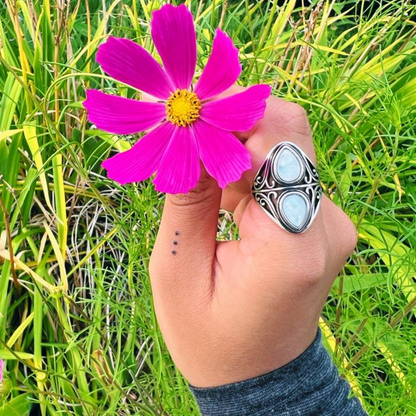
[83,4,271,194]
[0,359,4,383]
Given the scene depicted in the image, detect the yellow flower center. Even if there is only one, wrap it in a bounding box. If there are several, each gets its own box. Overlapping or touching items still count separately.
[166,89,201,127]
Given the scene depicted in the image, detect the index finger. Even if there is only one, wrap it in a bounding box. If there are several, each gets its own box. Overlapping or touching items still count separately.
[221,96,315,212]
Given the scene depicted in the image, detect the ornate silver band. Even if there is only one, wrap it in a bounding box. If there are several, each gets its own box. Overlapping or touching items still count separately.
[252,141,322,234]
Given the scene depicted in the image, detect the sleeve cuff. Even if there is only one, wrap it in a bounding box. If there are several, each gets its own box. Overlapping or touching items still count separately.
[189,329,367,416]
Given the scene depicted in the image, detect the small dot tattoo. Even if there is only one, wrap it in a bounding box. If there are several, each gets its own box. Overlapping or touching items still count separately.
[172,231,180,255]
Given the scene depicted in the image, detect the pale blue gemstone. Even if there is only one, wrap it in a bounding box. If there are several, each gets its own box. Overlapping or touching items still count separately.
[282,193,308,228]
[275,148,302,182]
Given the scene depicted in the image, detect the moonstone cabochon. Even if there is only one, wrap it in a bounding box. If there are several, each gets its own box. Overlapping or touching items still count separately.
[274,147,304,183]
[280,192,310,230]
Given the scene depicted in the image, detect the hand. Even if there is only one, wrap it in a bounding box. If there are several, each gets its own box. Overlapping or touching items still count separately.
[149,87,358,388]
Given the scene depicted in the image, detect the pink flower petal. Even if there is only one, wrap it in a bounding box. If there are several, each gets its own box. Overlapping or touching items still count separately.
[199,85,271,132]
[194,29,242,100]
[83,90,167,135]
[153,126,200,194]
[102,122,175,185]
[96,36,174,100]
[193,120,251,189]
[151,4,196,90]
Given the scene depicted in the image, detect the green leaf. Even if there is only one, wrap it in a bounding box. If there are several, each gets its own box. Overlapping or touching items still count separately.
[0,350,34,360]
[332,273,388,293]
[0,394,32,416]
[0,130,23,143]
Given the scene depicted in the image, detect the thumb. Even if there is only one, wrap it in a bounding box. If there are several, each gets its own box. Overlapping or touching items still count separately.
[149,168,221,316]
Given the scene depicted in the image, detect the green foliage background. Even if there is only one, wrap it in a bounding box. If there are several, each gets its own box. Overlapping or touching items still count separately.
[0,0,416,414]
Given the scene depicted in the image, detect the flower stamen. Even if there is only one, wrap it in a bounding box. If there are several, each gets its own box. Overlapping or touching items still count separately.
[166,89,201,127]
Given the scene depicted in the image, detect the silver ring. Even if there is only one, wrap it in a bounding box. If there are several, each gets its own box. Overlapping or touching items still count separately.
[252,141,322,234]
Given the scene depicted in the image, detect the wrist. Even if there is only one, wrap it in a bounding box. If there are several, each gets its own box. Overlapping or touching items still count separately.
[190,327,321,393]
[189,329,367,416]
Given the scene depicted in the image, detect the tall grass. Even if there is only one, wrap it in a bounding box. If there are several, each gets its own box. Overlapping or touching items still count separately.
[0,0,415,414]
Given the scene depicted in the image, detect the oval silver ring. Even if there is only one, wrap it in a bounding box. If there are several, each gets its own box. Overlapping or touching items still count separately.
[251,141,322,234]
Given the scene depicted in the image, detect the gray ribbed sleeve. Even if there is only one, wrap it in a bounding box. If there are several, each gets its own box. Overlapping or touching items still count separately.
[189,330,367,416]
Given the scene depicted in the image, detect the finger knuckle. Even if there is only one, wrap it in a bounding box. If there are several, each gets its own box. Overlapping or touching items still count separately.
[272,100,311,137]
[290,104,311,135]
[290,102,308,119]
[169,173,219,208]
[336,210,358,259]
[297,243,328,285]
[282,231,329,287]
